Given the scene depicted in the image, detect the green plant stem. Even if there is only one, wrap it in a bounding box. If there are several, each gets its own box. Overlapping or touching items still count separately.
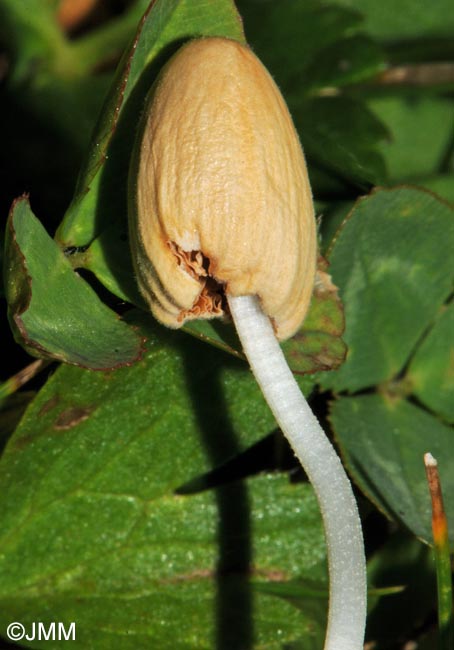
[0,360,51,402]
[424,452,454,650]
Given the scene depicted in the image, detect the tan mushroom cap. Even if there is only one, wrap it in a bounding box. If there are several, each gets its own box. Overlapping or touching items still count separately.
[129,37,316,341]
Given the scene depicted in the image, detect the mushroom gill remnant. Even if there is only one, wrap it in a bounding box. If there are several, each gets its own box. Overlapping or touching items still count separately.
[168,240,225,321]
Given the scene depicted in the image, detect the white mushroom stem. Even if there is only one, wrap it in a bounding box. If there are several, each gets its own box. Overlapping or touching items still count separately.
[227,294,367,650]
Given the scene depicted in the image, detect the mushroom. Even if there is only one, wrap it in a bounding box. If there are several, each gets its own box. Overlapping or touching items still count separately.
[129,36,367,650]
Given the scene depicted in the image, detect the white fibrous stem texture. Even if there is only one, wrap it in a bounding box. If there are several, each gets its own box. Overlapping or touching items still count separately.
[228,294,367,650]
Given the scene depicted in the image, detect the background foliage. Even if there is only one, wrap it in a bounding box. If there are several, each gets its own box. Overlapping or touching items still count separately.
[0,0,453,648]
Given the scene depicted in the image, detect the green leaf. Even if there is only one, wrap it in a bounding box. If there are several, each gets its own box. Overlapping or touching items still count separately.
[183,319,245,361]
[330,393,454,545]
[300,35,385,91]
[333,0,454,40]
[3,197,143,369]
[0,319,328,647]
[56,0,245,247]
[293,97,388,190]
[408,301,454,423]
[322,187,454,393]
[0,476,326,650]
[236,0,364,91]
[0,312,276,512]
[418,173,454,207]
[77,219,145,307]
[0,478,327,649]
[420,175,454,206]
[253,580,327,649]
[368,96,454,183]
[235,2,388,192]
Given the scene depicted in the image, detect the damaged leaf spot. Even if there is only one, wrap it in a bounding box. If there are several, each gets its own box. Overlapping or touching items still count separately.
[54,406,94,431]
